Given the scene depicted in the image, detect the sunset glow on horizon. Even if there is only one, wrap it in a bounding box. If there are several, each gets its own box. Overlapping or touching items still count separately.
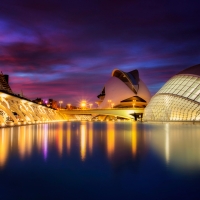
[0,0,200,106]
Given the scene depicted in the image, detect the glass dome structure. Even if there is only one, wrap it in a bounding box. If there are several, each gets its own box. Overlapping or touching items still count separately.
[143,64,200,121]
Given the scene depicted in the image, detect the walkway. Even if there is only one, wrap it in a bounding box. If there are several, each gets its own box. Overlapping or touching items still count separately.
[59,108,144,119]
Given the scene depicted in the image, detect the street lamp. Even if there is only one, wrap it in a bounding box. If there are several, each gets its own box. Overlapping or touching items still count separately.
[89,103,93,109]
[59,101,63,109]
[107,100,111,108]
[132,100,136,108]
[67,103,71,109]
[81,100,87,109]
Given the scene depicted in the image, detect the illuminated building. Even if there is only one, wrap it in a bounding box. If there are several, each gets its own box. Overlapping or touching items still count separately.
[32,98,58,109]
[144,64,200,121]
[96,69,151,109]
[32,98,43,105]
[0,73,13,94]
[48,99,58,109]
[0,73,65,125]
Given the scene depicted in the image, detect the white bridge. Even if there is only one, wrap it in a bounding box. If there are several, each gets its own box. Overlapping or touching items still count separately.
[0,91,67,126]
[0,92,143,125]
[0,73,144,126]
[0,73,67,126]
[60,108,144,120]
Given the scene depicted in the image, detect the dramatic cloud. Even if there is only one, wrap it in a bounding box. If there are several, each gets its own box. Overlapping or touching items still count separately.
[0,0,200,106]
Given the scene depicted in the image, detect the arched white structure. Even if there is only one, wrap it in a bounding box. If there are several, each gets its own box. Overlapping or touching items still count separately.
[60,108,144,120]
[143,64,200,121]
[0,72,67,126]
[97,69,151,109]
[0,92,67,126]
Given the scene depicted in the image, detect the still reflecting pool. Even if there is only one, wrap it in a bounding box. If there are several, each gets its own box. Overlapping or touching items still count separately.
[0,122,200,199]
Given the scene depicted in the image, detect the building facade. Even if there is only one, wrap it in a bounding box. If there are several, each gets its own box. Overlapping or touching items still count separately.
[0,73,66,125]
[96,69,151,109]
[143,64,200,121]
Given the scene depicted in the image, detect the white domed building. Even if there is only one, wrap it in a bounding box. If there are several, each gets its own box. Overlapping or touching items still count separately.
[96,69,151,109]
[143,64,200,121]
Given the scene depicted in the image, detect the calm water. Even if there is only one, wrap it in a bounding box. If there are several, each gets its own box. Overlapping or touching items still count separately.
[0,121,200,200]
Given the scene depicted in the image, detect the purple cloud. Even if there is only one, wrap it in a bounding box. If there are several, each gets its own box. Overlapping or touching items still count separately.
[0,0,200,106]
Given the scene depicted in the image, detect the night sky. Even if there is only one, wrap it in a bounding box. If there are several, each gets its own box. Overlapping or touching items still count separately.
[1,0,200,106]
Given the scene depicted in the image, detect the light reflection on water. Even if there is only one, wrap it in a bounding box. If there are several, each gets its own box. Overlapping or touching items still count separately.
[0,122,146,168]
[1,122,200,200]
[146,123,200,172]
[0,122,200,173]
[80,123,86,161]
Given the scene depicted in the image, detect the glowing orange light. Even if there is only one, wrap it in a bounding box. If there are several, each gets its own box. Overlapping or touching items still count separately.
[107,122,115,158]
[80,123,87,161]
[80,100,87,109]
[132,123,137,157]
[89,122,93,154]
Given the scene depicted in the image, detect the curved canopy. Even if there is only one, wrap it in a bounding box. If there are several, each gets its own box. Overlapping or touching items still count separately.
[112,69,139,94]
[177,64,200,76]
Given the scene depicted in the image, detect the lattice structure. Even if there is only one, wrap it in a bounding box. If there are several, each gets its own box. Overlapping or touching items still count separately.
[144,74,200,121]
[0,92,67,126]
[0,109,9,122]
[0,73,13,94]
[75,115,92,121]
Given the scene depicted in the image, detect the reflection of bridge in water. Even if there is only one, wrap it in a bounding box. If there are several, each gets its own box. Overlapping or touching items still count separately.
[0,121,145,167]
[60,108,144,121]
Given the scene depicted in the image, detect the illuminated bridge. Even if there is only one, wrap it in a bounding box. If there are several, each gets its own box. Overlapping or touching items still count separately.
[0,73,67,126]
[0,91,67,126]
[0,72,144,126]
[59,108,144,121]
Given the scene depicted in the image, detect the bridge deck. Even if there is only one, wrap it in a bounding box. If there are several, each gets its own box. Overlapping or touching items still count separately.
[60,108,144,119]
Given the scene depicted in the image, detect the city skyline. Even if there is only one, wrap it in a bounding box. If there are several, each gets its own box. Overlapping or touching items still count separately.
[1,0,200,105]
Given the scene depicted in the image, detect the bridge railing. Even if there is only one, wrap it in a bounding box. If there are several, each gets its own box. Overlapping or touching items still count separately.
[63,108,143,111]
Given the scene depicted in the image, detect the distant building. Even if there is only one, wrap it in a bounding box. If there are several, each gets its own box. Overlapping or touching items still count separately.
[48,99,58,109]
[96,69,151,108]
[0,72,30,100]
[143,64,200,121]
[32,98,58,109]
[32,98,44,105]
[0,73,13,94]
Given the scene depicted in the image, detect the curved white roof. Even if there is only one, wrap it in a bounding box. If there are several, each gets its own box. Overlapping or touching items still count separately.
[144,64,200,121]
[112,69,139,94]
[98,68,151,109]
[98,77,134,109]
[177,64,200,76]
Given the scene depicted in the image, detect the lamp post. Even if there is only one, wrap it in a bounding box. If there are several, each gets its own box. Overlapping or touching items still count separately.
[89,103,93,109]
[59,101,63,109]
[107,100,111,108]
[132,100,136,108]
[81,100,86,109]
[67,103,71,110]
